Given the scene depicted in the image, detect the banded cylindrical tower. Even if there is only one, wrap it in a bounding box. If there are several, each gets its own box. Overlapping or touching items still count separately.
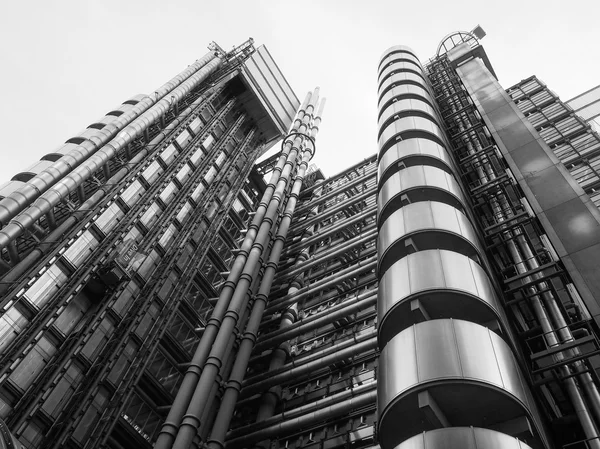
[376,45,547,449]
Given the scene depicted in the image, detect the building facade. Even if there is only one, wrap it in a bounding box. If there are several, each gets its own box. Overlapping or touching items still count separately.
[1,31,600,449]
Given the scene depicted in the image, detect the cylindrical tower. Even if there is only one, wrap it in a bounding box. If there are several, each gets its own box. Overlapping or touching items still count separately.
[376,45,547,449]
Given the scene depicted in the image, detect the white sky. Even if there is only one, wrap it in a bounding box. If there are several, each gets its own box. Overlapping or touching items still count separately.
[0,0,599,182]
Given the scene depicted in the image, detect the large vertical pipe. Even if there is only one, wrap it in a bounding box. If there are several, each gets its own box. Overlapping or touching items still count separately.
[255,206,321,423]
[437,58,600,446]
[171,91,320,449]
[0,52,219,227]
[154,92,314,449]
[205,97,323,449]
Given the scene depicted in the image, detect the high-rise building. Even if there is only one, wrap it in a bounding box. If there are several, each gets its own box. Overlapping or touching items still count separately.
[1,28,600,449]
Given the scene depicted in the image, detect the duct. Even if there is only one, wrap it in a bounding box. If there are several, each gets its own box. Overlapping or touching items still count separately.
[179,92,323,449]
[227,381,376,440]
[437,65,600,447]
[0,51,218,228]
[154,91,316,449]
[515,235,600,425]
[254,290,377,352]
[241,335,378,398]
[506,238,600,446]
[264,256,377,315]
[255,188,325,424]
[241,327,376,393]
[299,155,376,199]
[0,92,212,294]
[276,228,377,281]
[283,204,377,256]
[295,171,377,216]
[289,186,376,236]
[0,55,224,251]
[224,389,377,449]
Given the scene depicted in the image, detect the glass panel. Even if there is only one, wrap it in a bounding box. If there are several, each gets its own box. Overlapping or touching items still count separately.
[63,230,99,267]
[189,147,204,167]
[176,201,192,224]
[160,144,178,165]
[159,182,178,203]
[94,203,124,234]
[158,224,177,250]
[175,130,192,148]
[121,180,145,206]
[142,161,163,185]
[140,202,161,228]
[23,265,68,308]
[176,164,192,184]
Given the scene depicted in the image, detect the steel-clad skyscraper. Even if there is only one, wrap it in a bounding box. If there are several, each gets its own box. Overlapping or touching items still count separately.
[2,29,600,449]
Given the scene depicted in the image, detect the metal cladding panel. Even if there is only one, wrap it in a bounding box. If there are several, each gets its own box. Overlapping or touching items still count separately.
[379,52,423,76]
[378,249,503,346]
[379,61,425,85]
[241,45,300,140]
[379,84,434,110]
[380,72,429,97]
[457,57,600,326]
[378,201,482,276]
[378,139,454,180]
[379,116,445,151]
[378,99,438,131]
[396,427,533,449]
[378,166,466,216]
[378,320,543,449]
[379,45,420,66]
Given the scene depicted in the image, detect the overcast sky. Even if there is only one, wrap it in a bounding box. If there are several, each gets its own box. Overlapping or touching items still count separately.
[0,0,598,183]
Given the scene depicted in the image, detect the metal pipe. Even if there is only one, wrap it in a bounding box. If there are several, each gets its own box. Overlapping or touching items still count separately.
[283,205,376,255]
[224,390,377,449]
[175,91,322,449]
[516,235,600,424]
[154,91,315,449]
[228,381,376,439]
[446,71,600,444]
[0,54,224,250]
[264,256,377,315]
[288,187,376,236]
[276,228,377,281]
[240,335,377,398]
[0,51,218,227]
[295,171,376,216]
[254,290,377,352]
[0,92,211,294]
[255,196,323,424]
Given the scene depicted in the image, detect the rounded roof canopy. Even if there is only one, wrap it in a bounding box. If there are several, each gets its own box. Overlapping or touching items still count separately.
[436,31,479,57]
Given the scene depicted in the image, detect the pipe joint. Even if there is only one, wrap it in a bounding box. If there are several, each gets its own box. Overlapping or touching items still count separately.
[242,331,258,344]
[265,261,279,270]
[207,317,223,328]
[206,356,223,370]
[254,293,269,304]
[221,280,237,291]
[239,272,254,284]
[273,235,287,244]
[224,309,241,324]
